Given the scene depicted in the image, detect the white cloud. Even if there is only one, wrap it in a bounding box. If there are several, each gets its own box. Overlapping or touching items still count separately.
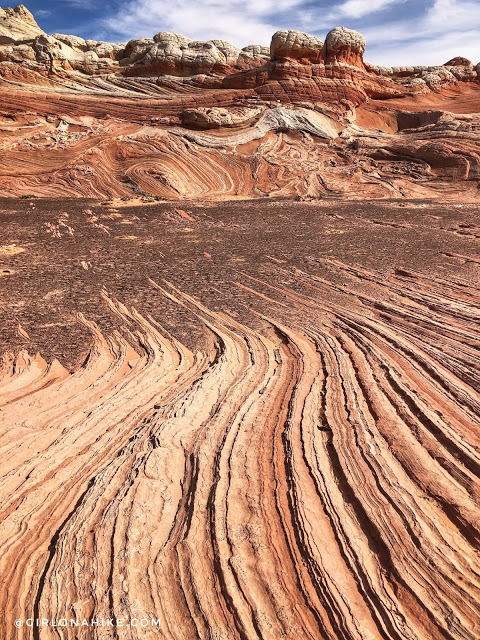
[366,28,480,65]
[98,0,480,64]
[425,0,480,29]
[360,0,480,65]
[103,0,303,45]
[336,0,405,19]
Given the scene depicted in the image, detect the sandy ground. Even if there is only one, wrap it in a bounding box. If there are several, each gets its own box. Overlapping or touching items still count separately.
[0,197,479,364]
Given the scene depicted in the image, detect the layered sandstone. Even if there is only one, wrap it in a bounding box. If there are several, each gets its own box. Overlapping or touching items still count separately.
[0,4,41,43]
[0,6,478,200]
[0,198,480,639]
[0,6,480,639]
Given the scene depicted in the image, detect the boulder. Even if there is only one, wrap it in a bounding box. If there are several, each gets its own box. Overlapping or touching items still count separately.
[444,56,473,68]
[52,33,88,52]
[122,38,155,64]
[270,30,324,62]
[32,34,74,68]
[325,27,366,67]
[182,106,264,128]
[124,32,264,75]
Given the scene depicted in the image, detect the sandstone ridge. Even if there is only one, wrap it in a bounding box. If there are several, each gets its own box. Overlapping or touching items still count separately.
[0,5,479,200]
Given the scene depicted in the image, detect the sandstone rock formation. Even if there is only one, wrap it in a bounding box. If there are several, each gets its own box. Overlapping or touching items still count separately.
[325,26,366,67]
[181,105,264,128]
[121,32,268,76]
[0,4,478,200]
[270,29,324,62]
[0,197,480,639]
[0,4,41,43]
[1,6,480,639]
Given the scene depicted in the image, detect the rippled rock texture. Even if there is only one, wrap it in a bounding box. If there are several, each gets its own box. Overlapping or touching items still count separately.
[0,5,479,200]
[1,6,480,639]
[1,198,480,639]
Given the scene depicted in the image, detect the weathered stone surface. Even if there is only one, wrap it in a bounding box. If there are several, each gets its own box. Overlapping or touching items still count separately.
[241,44,269,57]
[270,30,324,62]
[325,27,366,67]
[1,192,480,640]
[182,105,264,128]
[121,33,268,76]
[1,10,480,640]
[0,5,478,202]
[123,37,155,63]
[52,33,88,51]
[445,56,473,67]
[0,4,42,43]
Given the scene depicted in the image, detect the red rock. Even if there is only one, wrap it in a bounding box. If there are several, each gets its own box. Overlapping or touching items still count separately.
[0,6,478,201]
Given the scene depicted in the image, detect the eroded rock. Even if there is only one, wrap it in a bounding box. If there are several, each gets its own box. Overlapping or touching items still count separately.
[270,30,324,62]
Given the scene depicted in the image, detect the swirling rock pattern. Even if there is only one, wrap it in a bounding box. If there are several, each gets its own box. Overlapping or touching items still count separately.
[0,198,479,639]
[0,6,479,200]
[1,6,480,639]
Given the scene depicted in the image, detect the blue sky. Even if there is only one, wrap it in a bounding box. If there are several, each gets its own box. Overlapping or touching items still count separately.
[23,0,480,65]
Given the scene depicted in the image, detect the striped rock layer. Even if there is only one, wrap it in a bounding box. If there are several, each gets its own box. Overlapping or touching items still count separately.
[0,6,479,200]
[0,198,479,639]
[1,262,480,639]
